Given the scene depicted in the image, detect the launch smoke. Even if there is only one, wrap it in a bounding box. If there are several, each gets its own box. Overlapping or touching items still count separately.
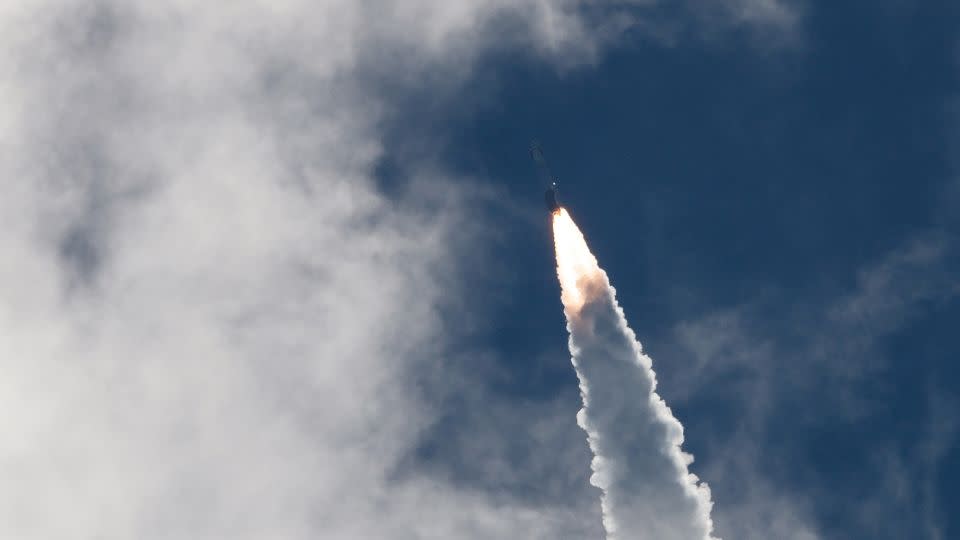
[552,209,718,540]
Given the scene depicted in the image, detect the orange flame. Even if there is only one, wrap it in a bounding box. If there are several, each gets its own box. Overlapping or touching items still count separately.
[552,208,604,313]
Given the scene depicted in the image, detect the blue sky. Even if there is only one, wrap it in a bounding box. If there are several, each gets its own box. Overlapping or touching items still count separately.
[388,2,960,538]
[3,1,958,539]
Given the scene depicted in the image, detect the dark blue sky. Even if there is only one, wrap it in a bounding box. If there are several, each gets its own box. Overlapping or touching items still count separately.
[382,2,960,538]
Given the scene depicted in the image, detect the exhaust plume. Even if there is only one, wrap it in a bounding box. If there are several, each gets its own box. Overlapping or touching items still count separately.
[552,208,718,540]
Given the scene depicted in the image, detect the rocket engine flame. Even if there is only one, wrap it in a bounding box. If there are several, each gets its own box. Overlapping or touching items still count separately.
[551,208,718,540]
[552,208,603,313]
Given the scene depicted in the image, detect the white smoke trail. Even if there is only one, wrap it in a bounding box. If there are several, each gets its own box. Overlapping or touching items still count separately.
[552,208,718,540]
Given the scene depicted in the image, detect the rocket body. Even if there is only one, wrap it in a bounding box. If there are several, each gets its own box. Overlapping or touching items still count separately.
[530,142,561,213]
[545,184,560,213]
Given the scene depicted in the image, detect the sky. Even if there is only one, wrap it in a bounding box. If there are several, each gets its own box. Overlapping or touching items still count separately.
[2,1,959,539]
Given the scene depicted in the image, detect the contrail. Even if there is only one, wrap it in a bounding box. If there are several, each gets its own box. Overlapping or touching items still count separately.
[552,208,718,540]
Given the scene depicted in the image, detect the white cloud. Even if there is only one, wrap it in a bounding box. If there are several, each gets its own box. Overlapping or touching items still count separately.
[0,1,802,538]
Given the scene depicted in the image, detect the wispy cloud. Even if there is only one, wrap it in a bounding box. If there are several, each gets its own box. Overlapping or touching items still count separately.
[666,228,959,537]
[0,1,806,538]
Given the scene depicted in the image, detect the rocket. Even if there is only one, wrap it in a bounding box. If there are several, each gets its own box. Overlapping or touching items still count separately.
[530,141,561,214]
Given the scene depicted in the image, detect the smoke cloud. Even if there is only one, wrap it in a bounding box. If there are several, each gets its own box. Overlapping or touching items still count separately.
[553,208,717,539]
[0,1,796,538]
